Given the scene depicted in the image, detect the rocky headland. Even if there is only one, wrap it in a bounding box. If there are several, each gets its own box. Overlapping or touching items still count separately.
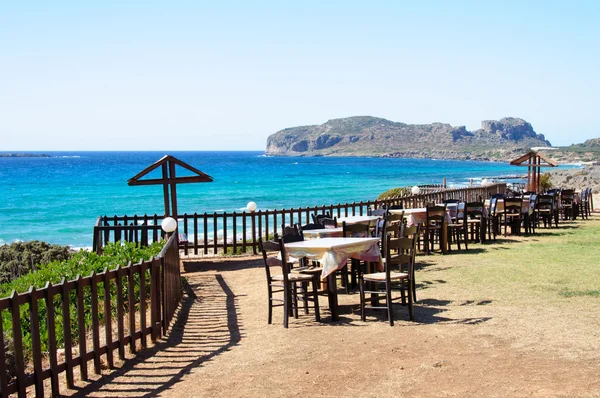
[265,116,551,161]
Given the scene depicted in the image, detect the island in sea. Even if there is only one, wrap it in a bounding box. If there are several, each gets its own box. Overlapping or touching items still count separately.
[265,116,551,161]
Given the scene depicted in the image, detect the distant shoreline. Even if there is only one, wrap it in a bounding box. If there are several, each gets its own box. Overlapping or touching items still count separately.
[0,153,51,158]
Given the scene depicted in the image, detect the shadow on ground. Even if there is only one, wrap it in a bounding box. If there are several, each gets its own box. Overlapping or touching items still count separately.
[70,274,242,397]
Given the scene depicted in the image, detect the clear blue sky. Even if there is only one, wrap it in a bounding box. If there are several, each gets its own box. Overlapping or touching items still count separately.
[1,1,598,150]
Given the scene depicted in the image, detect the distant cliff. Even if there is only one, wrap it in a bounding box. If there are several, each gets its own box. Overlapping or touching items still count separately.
[265,116,551,161]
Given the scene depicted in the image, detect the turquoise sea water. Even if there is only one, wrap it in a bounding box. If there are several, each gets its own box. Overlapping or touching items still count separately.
[0,151,555,248]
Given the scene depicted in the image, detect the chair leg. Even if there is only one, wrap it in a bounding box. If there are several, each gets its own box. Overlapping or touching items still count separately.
[386,282,394,326]
[407,279,415,321]
[302,281,309,314]
[267,287,273,324]
[312,277,320,322]
[412,277,417,303]
[359,277,366,322]
[283,286,289,328]
[292,284,298,319]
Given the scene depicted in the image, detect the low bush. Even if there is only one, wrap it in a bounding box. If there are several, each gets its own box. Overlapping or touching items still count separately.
[0,241,73,284]
[0,241,164,381]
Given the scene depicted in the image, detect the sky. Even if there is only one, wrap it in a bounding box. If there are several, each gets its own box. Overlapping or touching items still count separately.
[1,1,599,150]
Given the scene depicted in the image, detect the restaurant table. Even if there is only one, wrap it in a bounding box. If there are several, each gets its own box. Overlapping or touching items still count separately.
[485,199,532,235]
[336,215,380,226]
[389,208,452,251]
[285,237,381,321]
[302,227,343,240]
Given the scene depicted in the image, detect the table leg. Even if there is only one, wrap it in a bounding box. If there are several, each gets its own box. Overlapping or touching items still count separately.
[326,273,339,321]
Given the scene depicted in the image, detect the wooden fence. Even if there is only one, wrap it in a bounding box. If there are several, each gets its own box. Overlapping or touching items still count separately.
[0,233,181,398]
[93,184,506,256]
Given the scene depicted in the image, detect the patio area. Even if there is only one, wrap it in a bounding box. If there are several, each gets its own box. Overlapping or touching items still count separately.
[66,215,600,397]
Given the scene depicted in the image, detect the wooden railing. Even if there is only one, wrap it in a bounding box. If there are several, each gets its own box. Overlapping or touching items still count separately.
[94,184,506,256]
[0,234,181,398]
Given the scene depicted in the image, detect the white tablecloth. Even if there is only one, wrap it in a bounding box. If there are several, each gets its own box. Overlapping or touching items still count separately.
[391,208,452,226]
[336,215,380,226]
[302,227,344,240]
[285,237,382,279]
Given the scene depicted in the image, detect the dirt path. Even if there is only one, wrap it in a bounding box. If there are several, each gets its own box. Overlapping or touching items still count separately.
[66,227,600,397]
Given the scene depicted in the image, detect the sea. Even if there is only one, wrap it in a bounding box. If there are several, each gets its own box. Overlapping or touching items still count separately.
[0,151,563,248]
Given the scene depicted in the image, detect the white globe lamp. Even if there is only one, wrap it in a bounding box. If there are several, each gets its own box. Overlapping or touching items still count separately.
[247,201,257,212]
[481,179,489,187]
[161,217,178,233]
[411,185,421,195]
[449,184,455,190]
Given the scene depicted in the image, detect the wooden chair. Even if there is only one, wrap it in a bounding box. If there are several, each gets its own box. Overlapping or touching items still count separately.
[534,194,554,228]
[359,229,419,325]
[502,197,523,236]
[259,238,320,328]
[560,189,576,220]
[462,201,486,246]
[579,187,592,219]
[297,223,322,233]
[424,205,446,254]
[446,202,466,251]
[311,212,332,225]
[342,221,370,290]
[526,194,537,234]
[320,217,338,228]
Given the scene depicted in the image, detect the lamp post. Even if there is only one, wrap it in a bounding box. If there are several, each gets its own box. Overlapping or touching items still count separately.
[247,201,257,212]
[411,185,421,195]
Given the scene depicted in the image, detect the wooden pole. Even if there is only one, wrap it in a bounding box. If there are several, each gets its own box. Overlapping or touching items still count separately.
[162,163,170,216]
[169,160,178,218]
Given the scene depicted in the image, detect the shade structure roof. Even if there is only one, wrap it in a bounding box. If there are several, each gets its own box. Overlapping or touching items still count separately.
[128,155,213,217]
[509,150,558,193]
[509,150,559,167]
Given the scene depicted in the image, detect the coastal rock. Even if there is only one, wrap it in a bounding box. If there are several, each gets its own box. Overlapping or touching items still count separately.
[547,165,600,193]
[265,116,551,161]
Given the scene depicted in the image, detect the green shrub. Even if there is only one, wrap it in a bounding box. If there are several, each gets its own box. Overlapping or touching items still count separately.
[0,240,164,380]
[0,241,73,284]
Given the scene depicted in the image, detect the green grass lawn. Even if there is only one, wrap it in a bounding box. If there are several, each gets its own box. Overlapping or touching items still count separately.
[422,215,600,307]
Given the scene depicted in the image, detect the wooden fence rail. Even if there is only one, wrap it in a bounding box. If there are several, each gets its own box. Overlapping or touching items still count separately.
[93,184,506,256]
[0,233,181,398]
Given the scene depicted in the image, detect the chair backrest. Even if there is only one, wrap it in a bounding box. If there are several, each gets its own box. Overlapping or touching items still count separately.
[503,197,523,214]
[282,224,299,235]
[311,212,332,224]
[561,189,575,203]
[464,201,484,219]
[281,225,303,243]
[385,227,419,277]
[320,217,338,228]
[536,194,553,211]
[259,238,290,283]
[490,193,505,199]
[402,225,418,238]
[299,223,322,231]
[426,205,446,225]
[443,201,462,220]
[528,194,537,210]
[488,197,498,215]
[388,204,403,210]
[385,212,404,224]
[342,221,369,238]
